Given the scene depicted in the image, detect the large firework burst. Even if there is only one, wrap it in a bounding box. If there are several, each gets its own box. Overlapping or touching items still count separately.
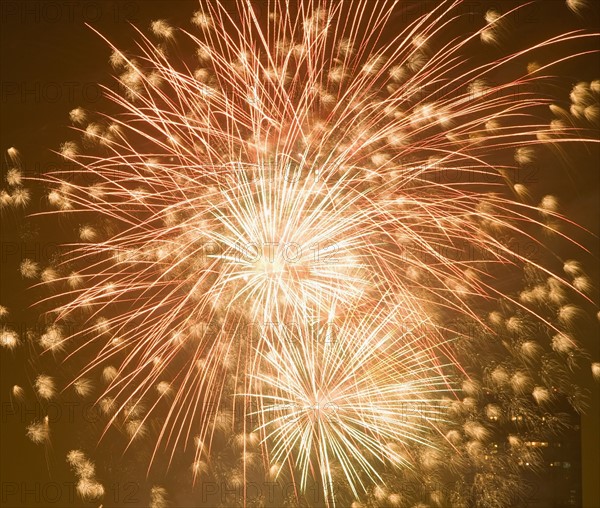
[1,0,598,506]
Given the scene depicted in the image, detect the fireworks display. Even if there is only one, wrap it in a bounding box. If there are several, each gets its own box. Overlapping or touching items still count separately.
[1,0,599,507]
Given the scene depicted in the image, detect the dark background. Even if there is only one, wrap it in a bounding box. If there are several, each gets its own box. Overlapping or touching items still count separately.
[1,1,598,507]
